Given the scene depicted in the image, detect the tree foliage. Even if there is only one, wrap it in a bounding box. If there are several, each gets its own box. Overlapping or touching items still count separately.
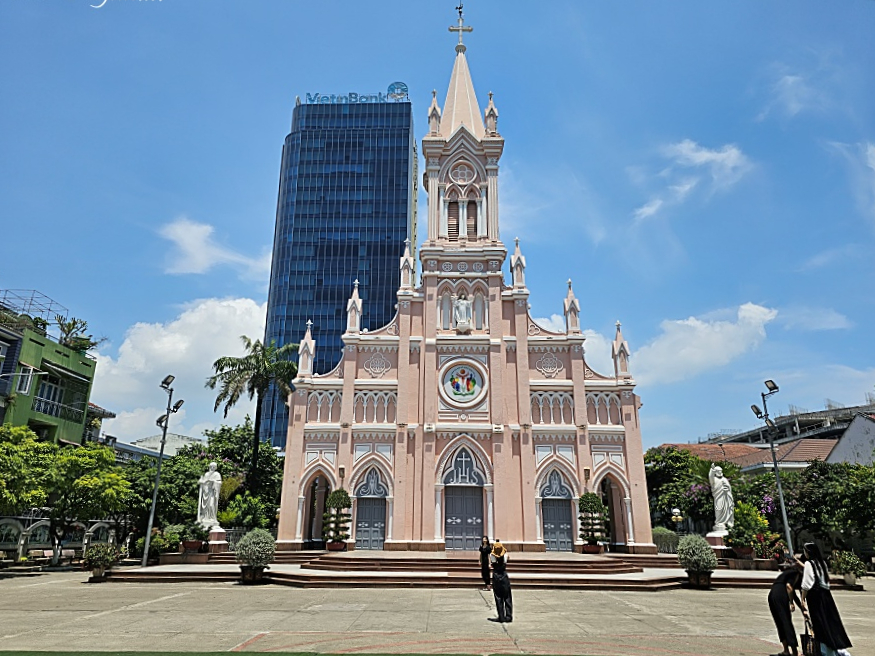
[0,425,56,515]
[205,335,297,490]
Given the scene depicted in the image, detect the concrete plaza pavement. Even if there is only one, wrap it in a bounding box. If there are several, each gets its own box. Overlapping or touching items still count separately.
[1,570,872,655]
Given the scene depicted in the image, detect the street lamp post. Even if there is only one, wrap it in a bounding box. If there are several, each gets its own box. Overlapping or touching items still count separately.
[751,379,794,556]
[141,375,184,567]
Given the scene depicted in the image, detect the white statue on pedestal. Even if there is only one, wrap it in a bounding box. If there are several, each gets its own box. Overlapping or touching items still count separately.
[708,464,735,533]
[452,293,473,334]
[197,462,222,530]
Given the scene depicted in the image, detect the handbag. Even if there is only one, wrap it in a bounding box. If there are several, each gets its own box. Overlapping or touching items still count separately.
[800,620,819,656]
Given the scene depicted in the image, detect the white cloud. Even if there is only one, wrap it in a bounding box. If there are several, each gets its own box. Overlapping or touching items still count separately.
[159,217,271,278]
[633,303,778,384]
[798,244,862,271]
[631,141,749,223]
[662,140,752,190]
[582,329,613,377]
[758,74,825,121]
[779,306,853,331]
[827,141,875,230]
[532,314,566,333]
[93,297,267,441]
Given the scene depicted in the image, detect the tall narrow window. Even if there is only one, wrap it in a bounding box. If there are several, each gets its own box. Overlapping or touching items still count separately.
[440,294,451,330]
[474,293,484,330]
[466,201,477,239]
[16,366,34,395]
[447,201,460,241]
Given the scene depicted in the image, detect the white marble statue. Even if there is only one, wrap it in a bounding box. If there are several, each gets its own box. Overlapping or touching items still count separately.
[197,462,222,530]
[452,293,473,333]
[709,464,735,532]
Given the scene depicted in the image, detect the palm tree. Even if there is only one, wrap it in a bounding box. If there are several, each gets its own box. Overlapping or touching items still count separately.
[206,336,298,491]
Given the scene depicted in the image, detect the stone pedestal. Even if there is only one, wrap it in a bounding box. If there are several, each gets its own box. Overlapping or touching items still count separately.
[705,531,727,547]
[208,527,229,554]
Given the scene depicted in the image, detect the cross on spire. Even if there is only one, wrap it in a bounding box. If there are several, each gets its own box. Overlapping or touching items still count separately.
[449,3,473,53]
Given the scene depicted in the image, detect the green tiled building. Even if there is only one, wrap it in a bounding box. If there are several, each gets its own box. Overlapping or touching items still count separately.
[0,290,99,445]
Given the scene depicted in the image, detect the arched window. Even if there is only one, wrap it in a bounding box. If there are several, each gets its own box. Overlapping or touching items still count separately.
[355,467,389,498]
[447,201,460,241]
[473,292,485,330]
[540,470,573,499]
[440,293,452,330]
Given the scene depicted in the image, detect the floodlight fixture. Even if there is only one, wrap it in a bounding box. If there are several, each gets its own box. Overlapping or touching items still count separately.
[765,418,777,430]
[172,399,185,412]
[751,404,763,419]
[764,379,779,393]
[156,414,168,428]
[160,374,175,389]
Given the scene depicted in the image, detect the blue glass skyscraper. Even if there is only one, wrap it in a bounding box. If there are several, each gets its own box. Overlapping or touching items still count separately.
[261,96,417,448]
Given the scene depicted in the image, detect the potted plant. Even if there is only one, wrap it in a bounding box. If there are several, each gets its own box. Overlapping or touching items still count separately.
[322,488,352,551]
[235,528,275,584]
[181,523,209,552]
[677,534,718,589]
[578,492,608,554]
[830,550,866,587]
[725,501,769,559]
[83,543,118,582]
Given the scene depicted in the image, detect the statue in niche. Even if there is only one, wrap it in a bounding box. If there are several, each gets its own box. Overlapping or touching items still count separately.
[709,464,735,533]
[452,293,473,334]
[197,462,222,530]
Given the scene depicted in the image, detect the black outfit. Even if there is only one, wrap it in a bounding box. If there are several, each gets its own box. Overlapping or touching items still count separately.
[806,565,852,652]
[478,544,491,587]
[491,555,513,622]
[768,568,802,649]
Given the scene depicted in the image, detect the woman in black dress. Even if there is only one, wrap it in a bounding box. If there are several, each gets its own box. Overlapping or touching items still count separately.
[767,563,803,656]
[478,536,492,589]
[800,543,852,656]
[488,540,513,623]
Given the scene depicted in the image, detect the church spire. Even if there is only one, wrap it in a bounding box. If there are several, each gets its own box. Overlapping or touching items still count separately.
[442,4,485,140]
[298,319,315,376]
[346,279,363,334]
[563,279,581,334]
[612,320,632,379]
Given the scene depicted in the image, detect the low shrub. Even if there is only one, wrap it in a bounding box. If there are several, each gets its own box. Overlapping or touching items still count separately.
[677,534,718,573]
[652,526,680,554]
[830,550,866,578]
[235,528,275,568]
[83,543,119,570]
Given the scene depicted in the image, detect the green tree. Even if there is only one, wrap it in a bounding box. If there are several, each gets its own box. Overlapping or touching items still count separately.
[45,443,131,564]
[206,336,297,491]
[0,425,56,515]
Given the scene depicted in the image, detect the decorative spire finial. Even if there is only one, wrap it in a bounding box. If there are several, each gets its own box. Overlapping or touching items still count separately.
[354,279,360,289]
[306,319,313,329]
[567,279,573,289]
[449,3,473,53]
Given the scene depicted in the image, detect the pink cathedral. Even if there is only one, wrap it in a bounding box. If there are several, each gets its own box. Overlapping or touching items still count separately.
[277,15,655,554]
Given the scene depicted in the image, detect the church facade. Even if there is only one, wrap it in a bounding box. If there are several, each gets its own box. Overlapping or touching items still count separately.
[276,16,655,553]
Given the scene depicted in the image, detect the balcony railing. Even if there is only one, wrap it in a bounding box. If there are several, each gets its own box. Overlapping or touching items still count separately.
[32,397,85,423]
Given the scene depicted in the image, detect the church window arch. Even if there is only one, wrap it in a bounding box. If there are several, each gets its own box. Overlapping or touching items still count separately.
[436,436,493,485]
[440,293,452,330]
[353,466,390,498]
[442,447,486,486]
[539,469,574,499]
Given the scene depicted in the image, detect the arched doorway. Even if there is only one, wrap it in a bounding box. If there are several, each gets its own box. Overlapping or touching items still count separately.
[540,470,575,552]
[354,467,389,550]
[302,473,331,549]
[599,474,629,548]
[442,447,485,550]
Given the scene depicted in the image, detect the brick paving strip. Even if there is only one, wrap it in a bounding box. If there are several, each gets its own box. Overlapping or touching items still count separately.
[0,571,871,655]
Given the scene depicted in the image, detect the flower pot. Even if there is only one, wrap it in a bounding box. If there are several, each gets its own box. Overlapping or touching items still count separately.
[92,565,105,578]
[581,544,604,555]
[733,546,754,560]
[182,540,203,553]
[239,565,267,584]
[686,570,713,589]
[327,541,346,552]
[843,573,857,587]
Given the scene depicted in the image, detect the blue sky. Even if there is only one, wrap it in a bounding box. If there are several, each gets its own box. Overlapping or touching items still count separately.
[2,1,873,446]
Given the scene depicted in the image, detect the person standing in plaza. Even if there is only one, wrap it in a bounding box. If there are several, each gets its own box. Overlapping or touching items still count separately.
[478,536,492,590]
[767,561,804,656]
[488,539,513,623]
[800,543,852,656]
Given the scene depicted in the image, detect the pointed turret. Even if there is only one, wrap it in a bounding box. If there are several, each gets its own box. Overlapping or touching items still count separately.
[428,90,442,136]
[563,279,581,334]
[511,237,526,288]
[442,9,485,140]
[298,320,316,376]
[399,238,415,289]
[484,91,499,136]
[612,320,632,378]
[346,279,363,334]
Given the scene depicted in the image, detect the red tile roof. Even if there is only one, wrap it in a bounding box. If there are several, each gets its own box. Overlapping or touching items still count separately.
[661,443,762,462]
[729,439,838,469]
